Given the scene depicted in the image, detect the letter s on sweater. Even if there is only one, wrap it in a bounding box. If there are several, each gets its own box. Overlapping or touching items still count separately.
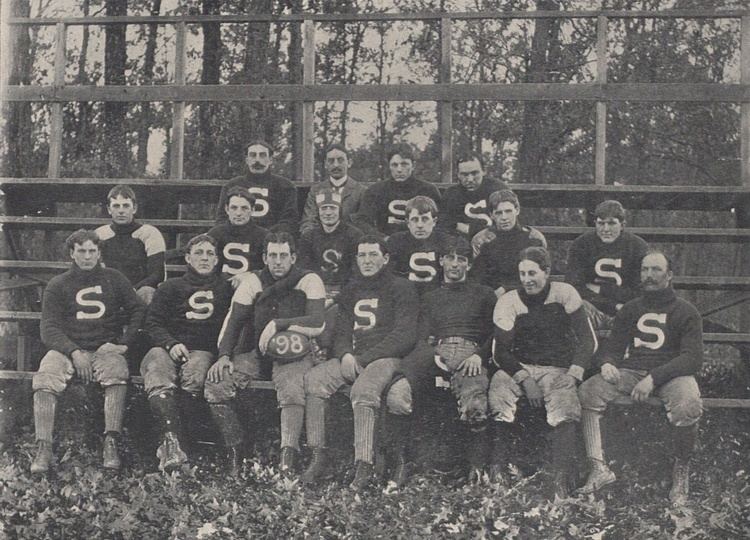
[76,286,106,319]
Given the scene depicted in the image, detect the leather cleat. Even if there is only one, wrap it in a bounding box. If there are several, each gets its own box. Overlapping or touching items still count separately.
[577,465,616,495]
[102,433,121,470]
[156,432,188,472]
[30,440,53,474]
[301,448,331,485]
[350,460,374,491]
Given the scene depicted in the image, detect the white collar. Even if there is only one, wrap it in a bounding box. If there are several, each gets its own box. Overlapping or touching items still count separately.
[328,176,348,189]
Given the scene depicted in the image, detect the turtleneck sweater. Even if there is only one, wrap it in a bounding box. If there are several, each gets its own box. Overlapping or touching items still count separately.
[95,220,166,289]
[144,267,233,353]
[602,286,703,386]
[206,221,269,276]
[356,177,442,237]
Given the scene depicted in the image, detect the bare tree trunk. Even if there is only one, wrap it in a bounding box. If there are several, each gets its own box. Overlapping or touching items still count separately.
[103,0,128,176]
[136,0,162,175]
[243,0,273,141]
[287,0,304,180]
[72,0,92,164]
[199,0,223,178]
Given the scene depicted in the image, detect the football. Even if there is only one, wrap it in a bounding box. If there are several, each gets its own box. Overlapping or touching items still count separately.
[265,330,312,362]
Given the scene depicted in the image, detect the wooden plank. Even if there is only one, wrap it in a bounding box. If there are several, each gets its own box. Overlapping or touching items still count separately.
[594,15,607,185]
[170,21,186,180]
[611,395,750,409]
[7,10,749,26]
[47,22,67,178]
[742,16,750,187]
[440,17,453,185]
[301,19,315,183]
[6,82,750,103]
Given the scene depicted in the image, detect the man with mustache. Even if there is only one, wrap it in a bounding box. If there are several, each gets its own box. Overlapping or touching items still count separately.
[216,140,298,233]
[300,144,366,235]
[566,200,649,332]
[439,153,509,240]
[577,250,703,507]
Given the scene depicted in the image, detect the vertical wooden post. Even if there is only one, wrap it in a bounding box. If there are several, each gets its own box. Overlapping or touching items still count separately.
[439,17,453,184]
[739,15,750,343]
[48,22,66,178]
[170,21,186,180]
[302,18,315,182]
[594,15,608,186]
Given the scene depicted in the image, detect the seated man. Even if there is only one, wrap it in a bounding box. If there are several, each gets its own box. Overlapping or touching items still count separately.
[490,246,596,498]
[141,234,233,471]
[566,200,649,331]
[389,236,497,486]
[470,190,546,296]
[204,232,326,474]
[386,196,454,297]
[207,187,269,286]
[298,189,363,295]
[302,235,418,489]
[95,184,166,305]
[578,250,703,506]
[439,153,509,239]
[31,229,144,473]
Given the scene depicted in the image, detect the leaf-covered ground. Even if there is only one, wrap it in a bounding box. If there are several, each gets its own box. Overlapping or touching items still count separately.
[1,403,749,540]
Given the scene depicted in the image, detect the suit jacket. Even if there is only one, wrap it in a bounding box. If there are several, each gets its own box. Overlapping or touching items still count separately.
[300,177,366,235]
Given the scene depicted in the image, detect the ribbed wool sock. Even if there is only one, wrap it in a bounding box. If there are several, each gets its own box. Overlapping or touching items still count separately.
[104,385,128,433]
[34,391,57,443]
[353,406,376,464]
[305,396,326,449]
[280,405,304,450]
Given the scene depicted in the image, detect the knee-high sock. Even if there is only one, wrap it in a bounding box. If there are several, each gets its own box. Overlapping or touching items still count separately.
[280,405,304,450]
[353,405,376,464]
[209,403,243,447]
[672,424,698,460]
[34,391,57,443]
[104,385,128,433]
[581,409,605,465]
[305,397,327,449]
[552,421,577,474]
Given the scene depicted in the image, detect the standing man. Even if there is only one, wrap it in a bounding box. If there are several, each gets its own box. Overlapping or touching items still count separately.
[141,234,233,471]
[490,247,596,498]
[301,235,418,489]
[30,230,144,473]
[566,200,649,331]
[204,232,326,474]
[300,143,366,235]
[389,236,498,486]
[440,153,509,240]
[95,184,166,305]
[577,250,703,506]
[355,145,442,238]
[471,190,546,296]
[216,140,299,233]
[207,187,269,285]
[386,196,455,297]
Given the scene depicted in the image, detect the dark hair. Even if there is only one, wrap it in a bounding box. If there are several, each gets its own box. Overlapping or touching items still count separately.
[443,235,472,260]
[643,249,672,272]
[244,139,273,155]
[324,143,349,158]
[455,152,484,170]
[225,186,256,207]
[185,234,218,254]
[264,231,296,255]
[405,195,438,218]
[488,189,519,211]
[387,144,415,163]
[594,200,626,222]
[107,184,137,205]
[518,246,551,273]
[356,234,389,256]
[66,229,100,251]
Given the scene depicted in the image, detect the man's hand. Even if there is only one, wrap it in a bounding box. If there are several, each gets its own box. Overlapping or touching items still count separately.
[341,353,361,383]
[585,283,602,295]
[71,350,94,384]
[98,342,128,355]
[229,272,252,290]
[494,286,506,299]
[207,356,233,383]
[169,343,190,363]
[631,375,655,402]
[551,373,576,390]
[457,354,482,377]
[522,378,544,408]
[600,362,621,385]
[136,286,156,305]
[258,320,278,355]
[615,303,624,311]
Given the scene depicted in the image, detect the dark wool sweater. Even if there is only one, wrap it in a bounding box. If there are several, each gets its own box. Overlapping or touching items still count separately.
[145,267,233,353]
[493,282,596,376]
[215,172,299,233]
[439,177,509,239]
[41,264,144,356]
[95,221,166,289]
[355,177,442,237]
[470,224,546,291]
[206,221,269,276]
[298,222,363,286]
[333,269,418,366]
[603,287,703,386]
[566,230,649,315]
[386,229,455,296]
